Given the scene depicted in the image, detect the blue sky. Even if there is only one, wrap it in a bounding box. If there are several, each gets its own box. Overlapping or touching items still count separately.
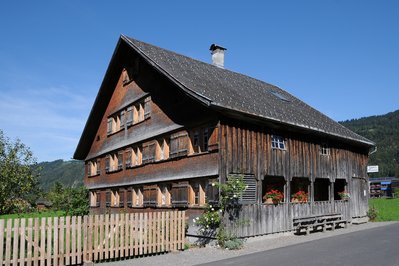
[0,1,398,162]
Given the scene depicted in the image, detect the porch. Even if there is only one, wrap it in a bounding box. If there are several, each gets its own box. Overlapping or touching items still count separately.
[225,200,350,237]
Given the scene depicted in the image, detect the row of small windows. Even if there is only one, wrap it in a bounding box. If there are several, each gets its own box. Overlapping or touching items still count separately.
[107,96,151,135]
[271,135,330,156]
[87,127,212,177]
[89,178,219,208]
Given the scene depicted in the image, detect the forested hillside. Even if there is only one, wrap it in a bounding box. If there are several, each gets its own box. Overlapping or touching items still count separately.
[340,110,399,177]
[37,159,84,191]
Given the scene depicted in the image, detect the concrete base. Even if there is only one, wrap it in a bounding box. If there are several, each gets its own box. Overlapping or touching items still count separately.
[352,216,369,224]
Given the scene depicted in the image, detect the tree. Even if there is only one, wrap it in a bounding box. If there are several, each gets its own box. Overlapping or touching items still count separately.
[0,130,40,214]
[46,182,89,216]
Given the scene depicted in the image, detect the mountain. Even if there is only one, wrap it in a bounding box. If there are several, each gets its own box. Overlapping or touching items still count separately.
[340,110,399,177]
[37,159,84,191]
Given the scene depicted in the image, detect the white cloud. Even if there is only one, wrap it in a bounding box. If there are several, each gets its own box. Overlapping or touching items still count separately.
[0,86,95,162]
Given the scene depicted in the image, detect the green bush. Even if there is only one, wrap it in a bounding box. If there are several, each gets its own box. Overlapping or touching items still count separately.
[367,206,378,221]
[224,238,244,250]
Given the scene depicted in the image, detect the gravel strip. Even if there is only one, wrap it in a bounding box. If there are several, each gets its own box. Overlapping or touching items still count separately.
[96,222,397,266]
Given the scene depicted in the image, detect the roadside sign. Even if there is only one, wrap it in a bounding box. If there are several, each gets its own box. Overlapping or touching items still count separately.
[367,165,379,173]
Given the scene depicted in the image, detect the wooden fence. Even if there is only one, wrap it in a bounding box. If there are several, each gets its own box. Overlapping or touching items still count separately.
[225,201,350,237]
[0,211,185,266]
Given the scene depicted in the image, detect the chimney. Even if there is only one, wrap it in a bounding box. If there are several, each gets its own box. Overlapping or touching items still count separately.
[210,44,226,68]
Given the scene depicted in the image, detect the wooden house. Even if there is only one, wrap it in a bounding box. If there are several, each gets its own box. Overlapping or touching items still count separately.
[74,35,375,236]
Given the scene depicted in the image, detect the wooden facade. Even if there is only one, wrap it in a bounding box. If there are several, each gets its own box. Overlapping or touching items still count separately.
[74,36,374,237]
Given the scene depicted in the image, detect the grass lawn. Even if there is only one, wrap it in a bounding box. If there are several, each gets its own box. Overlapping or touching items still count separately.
[369,198,399,222]
[0,210,66,221]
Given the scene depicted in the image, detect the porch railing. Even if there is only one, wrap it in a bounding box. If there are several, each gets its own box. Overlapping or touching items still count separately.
[225,200,350,237]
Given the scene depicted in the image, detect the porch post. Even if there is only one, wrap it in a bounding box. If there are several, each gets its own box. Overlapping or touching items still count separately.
[330,181,335,202]
[286,178,291,203]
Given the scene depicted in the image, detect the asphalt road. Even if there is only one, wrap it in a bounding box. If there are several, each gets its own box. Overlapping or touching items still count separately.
[198,223,399,266]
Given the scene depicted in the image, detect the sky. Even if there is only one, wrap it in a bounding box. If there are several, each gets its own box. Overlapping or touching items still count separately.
[0,1,398,162]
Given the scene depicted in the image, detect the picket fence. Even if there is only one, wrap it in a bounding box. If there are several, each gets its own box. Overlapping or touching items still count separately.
[0,211,186,265]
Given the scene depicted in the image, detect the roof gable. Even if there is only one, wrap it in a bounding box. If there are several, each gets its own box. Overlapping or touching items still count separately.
[74,35,374,160]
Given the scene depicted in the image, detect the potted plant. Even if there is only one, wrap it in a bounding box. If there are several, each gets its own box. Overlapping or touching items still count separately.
[338,191,350,200]
[263,189,284,204]
[291,190,308,203]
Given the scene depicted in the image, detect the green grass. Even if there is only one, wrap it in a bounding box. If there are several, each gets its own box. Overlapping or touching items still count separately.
[0,210,66,221]
[369,198,399,222]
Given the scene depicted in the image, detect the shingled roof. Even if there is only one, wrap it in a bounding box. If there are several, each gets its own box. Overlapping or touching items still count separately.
[74,36,374,160]
[122,35,374,147]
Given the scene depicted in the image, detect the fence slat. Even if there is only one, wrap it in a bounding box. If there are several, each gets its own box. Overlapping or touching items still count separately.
[12,219,19,265]
[5,219,12,265]
[71,216,76,265]
[0,211,186,266]
[53,217,59,266]
[77,216,82,265]
[59,216,64,266]
[46,217,52,265]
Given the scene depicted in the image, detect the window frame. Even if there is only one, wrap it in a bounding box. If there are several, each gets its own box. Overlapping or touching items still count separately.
[271,135,286,150]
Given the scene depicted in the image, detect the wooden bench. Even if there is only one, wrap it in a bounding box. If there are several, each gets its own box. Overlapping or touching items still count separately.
[293,214,348,235]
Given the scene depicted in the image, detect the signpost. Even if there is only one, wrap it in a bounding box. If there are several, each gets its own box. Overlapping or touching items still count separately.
[367,165,379,173]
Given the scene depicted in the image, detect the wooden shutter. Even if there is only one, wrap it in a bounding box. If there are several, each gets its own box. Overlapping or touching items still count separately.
[142,141,156,164]
[144,96,151,119]
[126,107,133,126]
[171,182,190,207]
[239,174,257,204]
[170,132,188,158]
[206,179,219,205]
[96,192,101,207]
[143,185,158,207]
[126,188,132,207]
[119,190,125,207]
[105,191,111,207]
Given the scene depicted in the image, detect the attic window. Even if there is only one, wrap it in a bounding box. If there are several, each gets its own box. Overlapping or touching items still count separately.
[271,91,290,102]
[320,144,330,156]
[271,135,286,150]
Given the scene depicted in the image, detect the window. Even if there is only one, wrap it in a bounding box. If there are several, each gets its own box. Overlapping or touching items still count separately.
[262,176,286,204]
[271,135,285,150]
[126,189,133,207]
[190,180,206,206]
[119,189,125,207]
[144,96,151,119]
[106,153,122,172]
[132,187,143,207]
[193,131,200,153]
[90,191,97,207]
[143,185,159,207]
[170,132,189,158]
[125,149,132,168]
[160,184,171,206]
[106,96,151,135]
[106,191,111,207]
[105,156,110,173]
[142,141,156,164]
[126,107,133,126]
[206,179,219,205]
[203,129,209,151]
[96,192,101,207]
[320,144,330,156]
[96,159,101,175]
[119,111,125,129]
[171,182,190,207]
[133,146,142,166]
[88,160,100,177]
[117,153,123,170]
[87,162,92,177]
[190,127,210,154]
[111,190,119,207]
[156,138,169,161]
[107,118,113,135]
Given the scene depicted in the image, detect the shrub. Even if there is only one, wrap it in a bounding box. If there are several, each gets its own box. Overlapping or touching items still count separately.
[367,206,378,221]
[224,238,244,250]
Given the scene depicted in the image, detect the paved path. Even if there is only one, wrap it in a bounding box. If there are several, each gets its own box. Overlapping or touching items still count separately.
[97,222,397,266]
[199,222,399,266]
